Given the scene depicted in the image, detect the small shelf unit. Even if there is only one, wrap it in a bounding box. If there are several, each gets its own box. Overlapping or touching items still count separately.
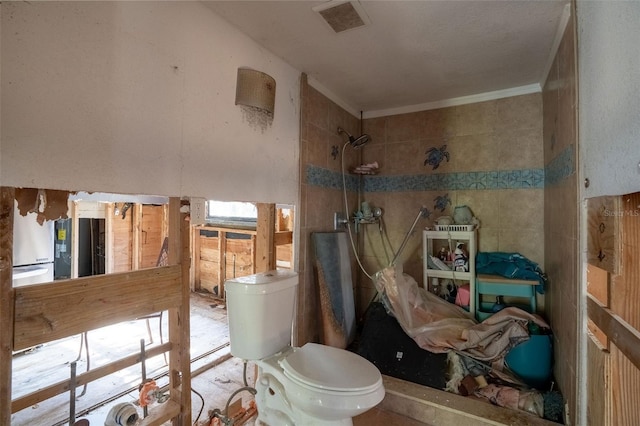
[423,228,477,316]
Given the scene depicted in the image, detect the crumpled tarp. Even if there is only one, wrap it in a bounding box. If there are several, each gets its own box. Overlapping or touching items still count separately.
[476,252,547,294]
[374,265,550,364]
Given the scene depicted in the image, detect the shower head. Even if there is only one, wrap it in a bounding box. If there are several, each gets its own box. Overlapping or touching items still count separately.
[337,127,370,148]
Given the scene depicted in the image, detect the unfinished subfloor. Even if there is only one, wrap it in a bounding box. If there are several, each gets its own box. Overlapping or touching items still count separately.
[10,292,555,426]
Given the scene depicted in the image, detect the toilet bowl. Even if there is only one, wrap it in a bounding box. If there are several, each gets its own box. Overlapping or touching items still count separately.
[225,271,385,425]
[255,343,384,425]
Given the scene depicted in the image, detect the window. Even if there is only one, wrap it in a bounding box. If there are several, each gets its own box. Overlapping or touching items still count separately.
[206,201,257,226]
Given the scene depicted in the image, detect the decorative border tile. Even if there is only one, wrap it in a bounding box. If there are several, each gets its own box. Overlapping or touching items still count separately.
[545,145,575,186]
[306,164,359,191]
[306,164,545,192]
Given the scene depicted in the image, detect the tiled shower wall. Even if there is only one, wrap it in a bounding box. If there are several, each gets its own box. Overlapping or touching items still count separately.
[357,94,545,314]
[297,75,361,345]
[543,13,578,423]
[303,90,548,320]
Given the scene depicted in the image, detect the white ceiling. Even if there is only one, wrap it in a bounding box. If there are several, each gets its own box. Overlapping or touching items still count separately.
[203,0,569,117]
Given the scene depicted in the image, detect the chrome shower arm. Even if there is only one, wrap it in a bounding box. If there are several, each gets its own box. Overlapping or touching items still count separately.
[390,207,429,267]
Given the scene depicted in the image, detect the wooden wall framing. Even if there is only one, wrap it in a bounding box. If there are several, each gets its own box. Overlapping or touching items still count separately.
[192,203,293,297]
[586,192,640,425]
[0,188,191,425]
[192,226,257,296]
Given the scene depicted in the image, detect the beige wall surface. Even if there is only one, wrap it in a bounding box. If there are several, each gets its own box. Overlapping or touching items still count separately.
[359,93,545,314]
[296,77,362,345]
[543,13,578,424]
[299,86,547,342]
[1,2,300,204]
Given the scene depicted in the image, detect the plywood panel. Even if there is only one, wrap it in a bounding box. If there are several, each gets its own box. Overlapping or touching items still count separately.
[112,206,133,273]
[193,227,258,297]
[140,205,166,269]
[200,239,220,261]
[276,243,293,268]
[609,192,640,425]
[611,344,640,426]
[14,266,181,350]
[586,196,620,274]
[75,201,106,219]
[587,337,610,425]
[586,193,640,425]
[611,192,640,330]
[225,238,254,279]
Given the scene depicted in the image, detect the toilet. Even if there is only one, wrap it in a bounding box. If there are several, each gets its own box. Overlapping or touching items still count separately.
[225,270,385,425]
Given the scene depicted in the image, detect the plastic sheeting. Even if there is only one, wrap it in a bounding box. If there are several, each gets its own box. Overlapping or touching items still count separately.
[374,265,549,362]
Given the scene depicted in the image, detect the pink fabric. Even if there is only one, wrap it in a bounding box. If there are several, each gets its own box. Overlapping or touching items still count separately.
[455,284,470,307]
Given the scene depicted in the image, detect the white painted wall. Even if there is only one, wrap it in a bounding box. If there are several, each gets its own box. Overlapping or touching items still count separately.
[578,1,640,198]
[1,2,300,204]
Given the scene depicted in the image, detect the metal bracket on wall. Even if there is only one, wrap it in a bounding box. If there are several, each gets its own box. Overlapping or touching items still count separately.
[333,212,347,230]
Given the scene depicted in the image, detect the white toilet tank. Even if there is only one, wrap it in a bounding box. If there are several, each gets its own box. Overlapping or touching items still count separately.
[225,270,298,360]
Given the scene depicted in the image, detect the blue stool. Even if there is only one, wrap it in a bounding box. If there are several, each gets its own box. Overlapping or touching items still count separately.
[475,274,537,321]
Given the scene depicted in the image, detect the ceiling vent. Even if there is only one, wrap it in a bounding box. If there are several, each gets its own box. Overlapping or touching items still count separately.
[313,1,371,34]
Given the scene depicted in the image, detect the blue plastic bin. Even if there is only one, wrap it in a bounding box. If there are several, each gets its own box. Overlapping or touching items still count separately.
[505,334,553,389]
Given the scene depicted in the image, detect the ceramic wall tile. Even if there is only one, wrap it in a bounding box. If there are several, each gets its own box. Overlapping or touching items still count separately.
[477,228,499,253]
[363,116,387,145]
[498,189,544,230]
[556,19,576,155]
[450,134,496,173]
[454,190,501,229]
[306,85,330,130]
[541,14,578,422]
[385,140,423,175]
[455,100,497,136]
[495,93,543,131]
[385,112,426,143]
[356,281,378,317]
[309,166,545,193]
[498,127,544,170]
[306,124,329,168]
[361,142,385,171]
[329,105,358,142]
[299,183,308,227]
[542,84,559,156]
[421,137,453,173]
[498,227,544,267]
[422,107,456,139]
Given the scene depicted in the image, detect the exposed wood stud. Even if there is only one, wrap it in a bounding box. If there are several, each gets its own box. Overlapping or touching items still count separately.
[255,203,276,272]
[133,203,142,270]
[219,231,227,296]
[0,187,15,426]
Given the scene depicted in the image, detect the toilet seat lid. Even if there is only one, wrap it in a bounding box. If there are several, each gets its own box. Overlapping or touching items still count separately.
[280,343,382,392]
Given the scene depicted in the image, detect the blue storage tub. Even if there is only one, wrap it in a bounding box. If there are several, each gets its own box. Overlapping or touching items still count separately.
[505,333,553,389]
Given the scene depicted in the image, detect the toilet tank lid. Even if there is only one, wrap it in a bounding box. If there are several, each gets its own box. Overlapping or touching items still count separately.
[225,270,298,294]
